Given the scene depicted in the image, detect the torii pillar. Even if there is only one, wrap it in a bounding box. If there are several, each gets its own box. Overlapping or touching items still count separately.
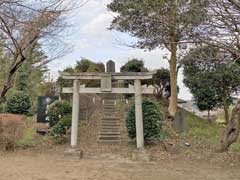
[134,79,144,149]
[71,79,80,148]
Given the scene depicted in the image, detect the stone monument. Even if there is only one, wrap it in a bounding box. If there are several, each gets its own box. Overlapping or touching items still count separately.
[106,60,115,73]
[172,110,185,133]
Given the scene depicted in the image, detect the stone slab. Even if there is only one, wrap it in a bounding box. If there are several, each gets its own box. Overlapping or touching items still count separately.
[64,148,83,161]
[132,148,151,162]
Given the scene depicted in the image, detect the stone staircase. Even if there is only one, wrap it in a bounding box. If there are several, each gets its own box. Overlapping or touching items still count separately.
[98,95,121,143]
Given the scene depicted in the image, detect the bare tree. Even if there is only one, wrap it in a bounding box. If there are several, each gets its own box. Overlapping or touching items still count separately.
[200,0,240,60]
[0,0,80,102]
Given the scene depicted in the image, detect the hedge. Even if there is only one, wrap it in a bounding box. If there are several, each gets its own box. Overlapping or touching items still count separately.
[126,99,164,140]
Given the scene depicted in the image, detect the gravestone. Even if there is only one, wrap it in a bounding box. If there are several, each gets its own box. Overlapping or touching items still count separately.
[37,96,58,123]
[172,110,185,133]
[106,60,115,73]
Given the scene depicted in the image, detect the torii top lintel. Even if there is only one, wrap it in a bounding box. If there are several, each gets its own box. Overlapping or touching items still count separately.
[59,71,156,80]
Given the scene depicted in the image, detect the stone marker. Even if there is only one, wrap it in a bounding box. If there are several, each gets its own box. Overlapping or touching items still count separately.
[132,148,150,162]
[37,96,58,123]
[106,60,115,73]
[64,148,83,160]
[173,110,185,133]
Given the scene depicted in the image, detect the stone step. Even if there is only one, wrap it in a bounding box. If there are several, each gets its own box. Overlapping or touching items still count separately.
[104,105,116,107]
[101,124,120,128]
[100,127,120,132]
[99,135,121,140]
[100,127,120,130]
[99,97,121,144]
[100,129,120,133]
[101,120,119,124]
[102,119,120,124]
[103,115,117,118]
[101,124,119,127]
[104,107,115,109]
[103,100,116,103]
[104,101,115,103]
[100,130,120,134]
[102,118,119,121]
[104,108,116,111]
[99,132,121,136]
[101,121,119,124]
[98,139,121,144]
[104,111,117,113]
[104,102,116,105]
[104,110,117,113]
[104,103,116,105]
[104,109,116,114]
[101,120,119,123]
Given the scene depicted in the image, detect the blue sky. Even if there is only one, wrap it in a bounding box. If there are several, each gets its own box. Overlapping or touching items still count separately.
[48,0,192,100]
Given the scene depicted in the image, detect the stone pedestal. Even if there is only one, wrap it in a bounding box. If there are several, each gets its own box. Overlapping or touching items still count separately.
[64,148,83,160]
[132,148,150,162]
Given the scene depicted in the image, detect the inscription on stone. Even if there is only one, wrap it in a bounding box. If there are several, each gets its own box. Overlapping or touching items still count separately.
[37,96,58,123]
[101,74,112,92]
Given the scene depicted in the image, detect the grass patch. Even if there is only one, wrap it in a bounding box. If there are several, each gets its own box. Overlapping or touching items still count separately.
[182,111,221,145]
[25,116,34,123]
[17,127,36,147]
[230,143,240,152]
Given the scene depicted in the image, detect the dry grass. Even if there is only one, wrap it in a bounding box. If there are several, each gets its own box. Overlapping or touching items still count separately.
[0,114,25,150]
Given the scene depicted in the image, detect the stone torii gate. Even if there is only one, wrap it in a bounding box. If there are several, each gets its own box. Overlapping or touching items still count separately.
[60,71,155,159]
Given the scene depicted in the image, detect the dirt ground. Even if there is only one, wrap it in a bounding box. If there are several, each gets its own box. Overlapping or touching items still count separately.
[0,146,240,180]
[1,108,240,180]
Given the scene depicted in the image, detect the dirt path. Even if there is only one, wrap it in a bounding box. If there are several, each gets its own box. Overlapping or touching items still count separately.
[0,149,239,180]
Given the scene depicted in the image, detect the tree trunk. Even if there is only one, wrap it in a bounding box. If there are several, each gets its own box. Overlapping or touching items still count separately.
[207,110,211,123]
[168,43,178,117]
[0,74,14,103]
[223,99,230,124]
[218,100,240,152]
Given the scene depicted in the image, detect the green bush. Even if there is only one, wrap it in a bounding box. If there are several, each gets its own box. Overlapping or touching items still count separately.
[51,115,71,137]
[5,91,31,115]
[47,100,71,127]
[126,99,164,140]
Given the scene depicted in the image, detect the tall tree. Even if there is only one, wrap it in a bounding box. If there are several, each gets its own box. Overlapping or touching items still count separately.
[57,58,105,89]
[0,0,78,102]
[15,48,48,109]
[196,0,240,152]
[183,46,240,124]
[108,0,208,116]
[152,68,174,100]
[120,59,148,73]
[75,58,105,73]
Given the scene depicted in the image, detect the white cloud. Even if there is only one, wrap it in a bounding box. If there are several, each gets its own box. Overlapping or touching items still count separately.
[81,12,114,37]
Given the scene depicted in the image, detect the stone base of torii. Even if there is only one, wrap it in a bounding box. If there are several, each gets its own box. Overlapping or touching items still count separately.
[60,71,156,161]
